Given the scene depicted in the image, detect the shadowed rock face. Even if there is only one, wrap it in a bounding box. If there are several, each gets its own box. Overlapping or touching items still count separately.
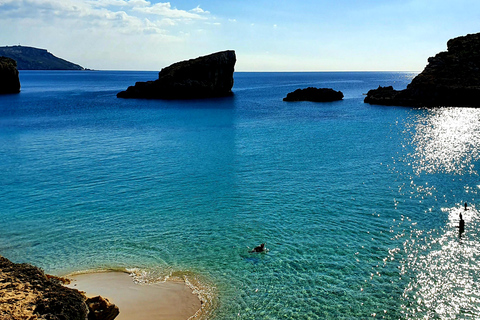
[365,32,480,107]
[0,56,20,94]
[117,50,236,99]
[283,87,344,102]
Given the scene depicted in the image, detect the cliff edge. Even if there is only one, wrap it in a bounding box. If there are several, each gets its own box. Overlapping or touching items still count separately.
[117,50,236,99]
[0,56,21,94]
[365,32,480,107]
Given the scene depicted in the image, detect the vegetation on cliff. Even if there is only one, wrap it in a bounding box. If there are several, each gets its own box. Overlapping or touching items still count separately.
[0,46,85,70]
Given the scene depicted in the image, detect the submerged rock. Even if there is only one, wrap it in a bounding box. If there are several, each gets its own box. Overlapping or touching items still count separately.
[0,56,20,94]
[117,50,236,99]
[283,87,343,102]
[365,32,480,107]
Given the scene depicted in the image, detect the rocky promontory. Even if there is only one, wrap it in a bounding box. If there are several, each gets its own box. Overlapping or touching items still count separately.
[117,50,236,99]
[0,256,119,320]
[0,56,21,94]
[283,87,343,102]
[365,32,480,107]
[0,46,85,70]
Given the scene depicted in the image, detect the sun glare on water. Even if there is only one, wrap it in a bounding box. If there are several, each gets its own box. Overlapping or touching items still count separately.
[406,107,480,175]
[391,107,480,319]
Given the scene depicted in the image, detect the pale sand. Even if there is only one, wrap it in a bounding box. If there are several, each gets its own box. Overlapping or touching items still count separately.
[66,272,202,320]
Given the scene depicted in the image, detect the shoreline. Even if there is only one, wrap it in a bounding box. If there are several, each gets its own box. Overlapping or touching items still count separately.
[65,271,203,320]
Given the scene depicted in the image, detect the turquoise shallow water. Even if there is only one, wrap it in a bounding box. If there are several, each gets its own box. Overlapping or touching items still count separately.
[1,71,480,319]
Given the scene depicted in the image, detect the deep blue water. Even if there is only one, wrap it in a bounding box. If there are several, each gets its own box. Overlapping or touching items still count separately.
[1,71,480,319]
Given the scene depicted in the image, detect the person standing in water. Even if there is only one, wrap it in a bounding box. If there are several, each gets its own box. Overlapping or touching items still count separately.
[465,202,468,210]
[459,213,465,237]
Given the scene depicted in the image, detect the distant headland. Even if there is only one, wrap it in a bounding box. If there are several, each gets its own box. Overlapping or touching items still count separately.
[0,46,85,70]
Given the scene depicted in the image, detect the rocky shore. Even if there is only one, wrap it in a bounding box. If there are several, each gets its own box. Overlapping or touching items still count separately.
[365,32,480,107]
[0,56,21,94]
[0,256,118,320]
[117,50,236,99]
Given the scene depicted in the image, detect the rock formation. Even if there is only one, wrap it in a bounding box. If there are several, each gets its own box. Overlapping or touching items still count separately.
[365,32,480,107]
[86,296,119,320]
[0,56,21,94]
[0,256,119,320]
[283,87,343,102]
[117,50,236,99]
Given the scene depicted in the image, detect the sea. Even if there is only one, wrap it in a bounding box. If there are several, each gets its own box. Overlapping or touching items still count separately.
[1,71,480,319]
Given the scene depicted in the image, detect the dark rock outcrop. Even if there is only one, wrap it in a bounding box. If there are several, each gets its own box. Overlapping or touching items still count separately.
[0,256,119,320]
[0,46,85,70]
[117,50,236,99]
[86,296,120,320]
[283,87,343,102]
[0,256,88,319]
[365,32,480,107]
[0,56,21,94]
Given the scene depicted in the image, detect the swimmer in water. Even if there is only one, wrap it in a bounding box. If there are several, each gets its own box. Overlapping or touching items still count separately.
[250,243,266,253]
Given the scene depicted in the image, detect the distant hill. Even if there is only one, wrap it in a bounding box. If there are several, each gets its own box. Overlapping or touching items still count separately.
[0,46,85,70]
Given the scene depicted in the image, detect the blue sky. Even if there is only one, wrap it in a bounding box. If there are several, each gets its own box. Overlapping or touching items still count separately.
[0,0,479,71]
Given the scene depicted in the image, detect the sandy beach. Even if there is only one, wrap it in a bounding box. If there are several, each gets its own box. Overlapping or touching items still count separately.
[66,272,202,320]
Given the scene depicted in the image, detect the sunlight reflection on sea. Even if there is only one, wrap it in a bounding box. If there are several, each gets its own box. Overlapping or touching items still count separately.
[406,107,480,175]
[390,107,480,319]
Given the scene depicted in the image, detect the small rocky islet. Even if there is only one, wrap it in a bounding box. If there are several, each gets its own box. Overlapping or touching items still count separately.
[283,87,343,102]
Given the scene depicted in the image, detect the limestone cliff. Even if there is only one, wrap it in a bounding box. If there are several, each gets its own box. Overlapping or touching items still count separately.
[0,56,20,94]
[365,32,480,107]
[117,50,236,99]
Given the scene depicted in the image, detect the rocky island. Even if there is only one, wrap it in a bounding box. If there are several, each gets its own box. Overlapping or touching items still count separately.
[365,32,480,107]
[283,87,344,102]
[0,56,21,94]
[0,46,85,70]
[117,50,236,99]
